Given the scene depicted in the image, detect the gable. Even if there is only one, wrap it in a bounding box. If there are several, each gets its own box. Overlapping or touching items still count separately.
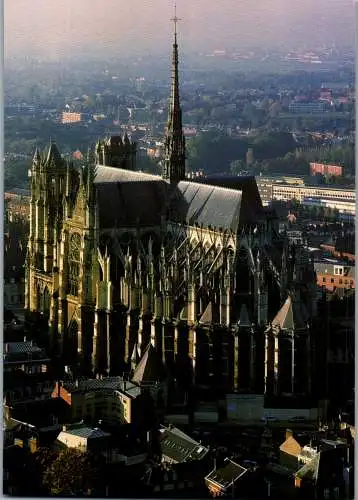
[279,436,302,457]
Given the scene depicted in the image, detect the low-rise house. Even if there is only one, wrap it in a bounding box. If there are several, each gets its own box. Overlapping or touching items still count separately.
[158,424,209,465]
[205,459,248,497]
[144,424,210,495]
[3,340,50,374]
[315,261,355,291]
[55,423,111,454]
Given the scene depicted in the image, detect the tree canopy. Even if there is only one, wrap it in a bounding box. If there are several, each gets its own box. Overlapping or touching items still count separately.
[43,448,106,497]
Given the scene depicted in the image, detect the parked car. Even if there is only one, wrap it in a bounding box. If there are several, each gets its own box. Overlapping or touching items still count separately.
[289,416,307,422]
[242,460,259,470]
[261,416,279,423]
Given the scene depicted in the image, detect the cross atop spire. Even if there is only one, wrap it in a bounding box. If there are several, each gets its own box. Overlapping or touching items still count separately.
[171,3,181,39]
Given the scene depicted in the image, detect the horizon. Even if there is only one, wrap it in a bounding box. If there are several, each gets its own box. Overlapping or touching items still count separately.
[5,0,355,61]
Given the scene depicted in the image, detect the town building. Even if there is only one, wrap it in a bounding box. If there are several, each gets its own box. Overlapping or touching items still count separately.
[288,101,329,114]
[24,22,317,403]
[314,261,355,292]
[205,458,250,498]
[310,162,343,177]
[55,423,111,452]
[256,178,355,218]
[3,340,50,375]
[51,376,152,427]
[61,111,82,124]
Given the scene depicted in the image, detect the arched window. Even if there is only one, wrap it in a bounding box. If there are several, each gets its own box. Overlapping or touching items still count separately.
[68,233,81,296]
[43,287,50,317]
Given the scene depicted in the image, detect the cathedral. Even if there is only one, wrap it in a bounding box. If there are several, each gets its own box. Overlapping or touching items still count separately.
[25,25,317,400]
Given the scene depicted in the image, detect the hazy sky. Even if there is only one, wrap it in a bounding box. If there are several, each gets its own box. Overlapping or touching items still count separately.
[5,0,355,60]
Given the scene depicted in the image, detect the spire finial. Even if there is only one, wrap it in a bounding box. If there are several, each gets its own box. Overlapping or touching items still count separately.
[171,3,181,39]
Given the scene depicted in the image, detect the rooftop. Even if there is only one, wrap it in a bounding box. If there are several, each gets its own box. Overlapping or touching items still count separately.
[159,425,209,463]
[62,377,141,399]
[60,423,111,440]
[206,459,247,489]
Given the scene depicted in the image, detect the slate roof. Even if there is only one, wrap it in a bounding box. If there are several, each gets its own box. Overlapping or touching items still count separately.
[62,377,141,398]
[197,175,264,226]
[206,459,247,489]
[172,181,242,231]
[159,425,209,463]
[93,166,258,232]
[9,398,69,429]
[131,343,165,385]
[95,166,168,228]
[46,142,63,166]
[271,296,308,332]
[314,261,354,277]
[60,424,110,440]
[4,341,42,354]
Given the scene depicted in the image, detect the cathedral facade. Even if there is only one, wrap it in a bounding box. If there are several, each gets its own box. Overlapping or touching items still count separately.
[25,28,317,399]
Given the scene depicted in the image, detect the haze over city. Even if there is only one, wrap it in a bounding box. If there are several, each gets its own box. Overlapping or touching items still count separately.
[5,0,355,60]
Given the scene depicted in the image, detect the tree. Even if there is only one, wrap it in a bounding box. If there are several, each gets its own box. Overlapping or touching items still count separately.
[230,159,245,175]
[43,448,106,497]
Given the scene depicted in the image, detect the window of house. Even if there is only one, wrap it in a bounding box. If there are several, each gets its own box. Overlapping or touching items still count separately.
[339,280,343,285]
[331,278,334,283]
[322,277,326,282]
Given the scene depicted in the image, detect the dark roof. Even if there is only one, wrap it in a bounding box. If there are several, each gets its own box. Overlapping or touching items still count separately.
[46,142,63,166]
[237,304,252,328]
[159,425,209,463]
[335,235,355,254]
[131,343,165,385]
[197,175,264,226]
[93,166,255,232]
[10,398,70,428]
[206,459,247,489]
[60,424,110,440]
[94,167,167,228]
[171,181,242,231]
[62,377,141,398]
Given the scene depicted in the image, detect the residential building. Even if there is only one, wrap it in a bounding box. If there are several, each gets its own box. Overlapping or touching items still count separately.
[3,340,50,374]
[310,162,343,177]
[61,112,82,124]
[55,423,111,453]
[314,261,355,291]
[205,459,248,498]
[158,424,209,465]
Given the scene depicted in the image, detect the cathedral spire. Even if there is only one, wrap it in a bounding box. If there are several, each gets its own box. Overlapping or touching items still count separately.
[162,4,186,184]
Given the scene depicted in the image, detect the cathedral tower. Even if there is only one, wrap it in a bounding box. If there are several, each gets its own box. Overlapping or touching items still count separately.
[162,9,186,183]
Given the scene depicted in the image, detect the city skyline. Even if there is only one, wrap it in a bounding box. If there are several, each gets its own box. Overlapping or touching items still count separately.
[5,0,355,60]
